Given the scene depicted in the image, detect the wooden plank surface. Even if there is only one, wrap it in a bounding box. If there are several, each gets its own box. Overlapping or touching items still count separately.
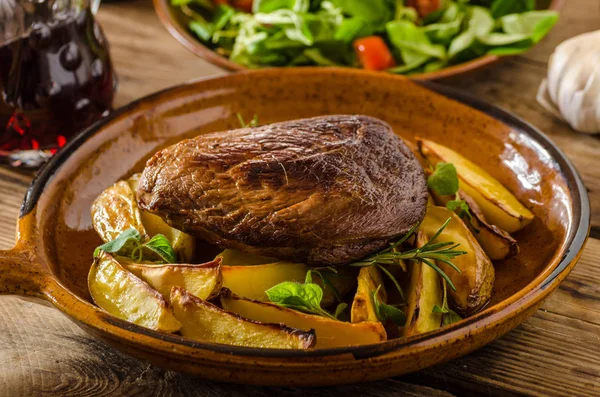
[0,0,599,396]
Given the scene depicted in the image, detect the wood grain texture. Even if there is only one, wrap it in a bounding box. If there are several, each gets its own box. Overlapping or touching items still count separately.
[0,0,598,395]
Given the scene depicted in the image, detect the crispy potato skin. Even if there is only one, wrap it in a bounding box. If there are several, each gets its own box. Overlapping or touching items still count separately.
[430,189,519,260]
[218,249,356,307]
[419,206,495,316]
[88,253,181,332]
[91,176,196,263]
[171,287,315,349]
[417,138,534,234]
[403,232,443,337]
[123,259,222,301]
[220,289,386,348]
[351,266,386,323]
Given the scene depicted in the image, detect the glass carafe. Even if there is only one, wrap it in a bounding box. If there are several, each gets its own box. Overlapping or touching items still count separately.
[0,0,116,168]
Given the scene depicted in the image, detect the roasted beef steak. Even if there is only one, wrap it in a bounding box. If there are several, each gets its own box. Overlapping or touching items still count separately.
[137,115,428,265]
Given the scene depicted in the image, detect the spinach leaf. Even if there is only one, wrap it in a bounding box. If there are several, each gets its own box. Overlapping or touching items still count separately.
[387,20,446,66]
[334,17,366,42]
[447,7,493,60]
[253,0,310,13]
[490,0,535,18]
[332,0,393,28]
[500,10,559,43]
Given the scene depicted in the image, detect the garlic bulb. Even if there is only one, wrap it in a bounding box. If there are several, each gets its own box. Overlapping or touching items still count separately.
[537,30,600,134]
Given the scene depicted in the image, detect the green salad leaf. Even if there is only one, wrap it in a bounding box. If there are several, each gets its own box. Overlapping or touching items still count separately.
[178,0,558,73]
[490,0,535,18]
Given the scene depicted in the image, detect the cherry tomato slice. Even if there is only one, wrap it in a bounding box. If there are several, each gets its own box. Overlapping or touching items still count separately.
[353,36,396,71]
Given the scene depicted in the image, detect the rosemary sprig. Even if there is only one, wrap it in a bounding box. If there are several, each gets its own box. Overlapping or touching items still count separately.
[350,218,466,291]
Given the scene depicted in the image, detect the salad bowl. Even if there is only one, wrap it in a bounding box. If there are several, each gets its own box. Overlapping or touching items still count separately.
[153,0,564,80]
[0,69,588,386]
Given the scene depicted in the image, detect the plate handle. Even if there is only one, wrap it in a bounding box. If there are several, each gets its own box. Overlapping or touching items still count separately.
[0,248,50,298]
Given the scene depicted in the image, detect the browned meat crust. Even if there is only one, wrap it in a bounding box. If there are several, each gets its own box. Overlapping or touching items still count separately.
[138,115,427,265]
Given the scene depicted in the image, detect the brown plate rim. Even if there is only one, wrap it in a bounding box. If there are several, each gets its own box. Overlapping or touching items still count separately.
[23,68,589,359]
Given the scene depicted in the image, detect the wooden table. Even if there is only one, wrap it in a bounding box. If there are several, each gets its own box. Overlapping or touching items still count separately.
[1,1,599,396]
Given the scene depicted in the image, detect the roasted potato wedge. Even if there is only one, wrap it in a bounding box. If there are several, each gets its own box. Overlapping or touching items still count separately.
[220,289,386,348]
[122,259,222,301]
[91,180,146,244]
[419,206,495,316]
[216,249,277,266]
[219,250,356,307]
[351,266,386,323]
[430,190,519,260]
[404,231,443,337]
[127,174,196,262]
[171,287,315,349]
[88,253,181,332]
[92,176,196,262]
[417,138,534,233]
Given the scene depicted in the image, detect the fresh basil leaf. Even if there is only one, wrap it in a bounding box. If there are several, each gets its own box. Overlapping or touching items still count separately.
[433,304,448,314]
[380,302,406,326]
[266,281,324,310]
[500,10,559,43]
[372,286,406,326]
[334,302,348,319]
[427,162,459,196]
[143,234,177,264]
[490,0,535,18]
[446,199,473,221]
[94,228,142,257]
[442,309,463,326]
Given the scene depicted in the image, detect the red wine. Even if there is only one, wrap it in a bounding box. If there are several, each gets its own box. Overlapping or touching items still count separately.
[0,8,115,161]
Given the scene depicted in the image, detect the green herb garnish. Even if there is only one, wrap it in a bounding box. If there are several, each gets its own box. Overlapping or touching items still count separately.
[266,272,339,320]
[433,280,463,326]
[427,162,474,223]
[351,219,465,291]
[372,285,406,326]
[427,162,459,196]
[306,267,345,303]
[237,113,259,128]
[94,228,177,264]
